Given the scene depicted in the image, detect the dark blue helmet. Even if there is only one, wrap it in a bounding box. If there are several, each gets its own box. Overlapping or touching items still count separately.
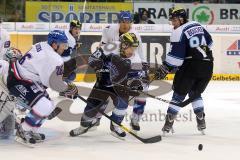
[48,30,68,45]
[118,11,132,22]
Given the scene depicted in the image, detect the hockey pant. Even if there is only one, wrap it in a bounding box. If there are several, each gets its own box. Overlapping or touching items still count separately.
[167,71,212,116]
[7,68,55,132]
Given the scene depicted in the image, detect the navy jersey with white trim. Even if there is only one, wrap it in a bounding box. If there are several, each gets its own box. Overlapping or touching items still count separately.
[166,21,213,67]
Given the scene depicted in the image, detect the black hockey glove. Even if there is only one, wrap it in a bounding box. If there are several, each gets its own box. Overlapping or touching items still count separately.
[60,83,78,99]
[129,79,143,91]
[125,79,143,96]
[88,47,106,70]
[155,62,173,80]
[113,83,140,97]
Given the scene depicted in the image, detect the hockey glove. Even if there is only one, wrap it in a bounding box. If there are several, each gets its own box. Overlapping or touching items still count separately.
[155,62,172,80]
[60,83,78,99]
[4,47,22,62]
[88,48,106,70]
[128,79,143,91]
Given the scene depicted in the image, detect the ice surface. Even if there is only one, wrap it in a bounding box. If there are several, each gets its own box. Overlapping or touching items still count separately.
[0,81,239,160]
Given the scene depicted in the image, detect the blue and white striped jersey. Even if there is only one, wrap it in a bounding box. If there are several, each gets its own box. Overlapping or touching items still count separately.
[165,21,213,67]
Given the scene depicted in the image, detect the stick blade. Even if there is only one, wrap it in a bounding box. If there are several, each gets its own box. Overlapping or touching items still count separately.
[141,135,162,144]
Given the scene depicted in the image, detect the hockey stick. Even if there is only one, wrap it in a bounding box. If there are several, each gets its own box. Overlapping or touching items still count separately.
[113,83,192,108]
[138,90,193,107]
[77,95,162,144]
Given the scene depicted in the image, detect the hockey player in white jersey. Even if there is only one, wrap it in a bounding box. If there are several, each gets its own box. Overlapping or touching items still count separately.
[155,8,213,135]
[0,48,22,139]
[98,11,149,131]
[0,19,11,59]
[59,20,82,97]
[6,30,78,144]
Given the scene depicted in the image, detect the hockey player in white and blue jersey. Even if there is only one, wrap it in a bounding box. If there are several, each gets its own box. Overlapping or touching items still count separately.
[7,30,78,144]
[155,8,213,135]
[60,20,81,86]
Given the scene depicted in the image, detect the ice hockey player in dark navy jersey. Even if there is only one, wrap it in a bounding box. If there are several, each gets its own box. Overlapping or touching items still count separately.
[70,32,146,139]
[155,7,214,135]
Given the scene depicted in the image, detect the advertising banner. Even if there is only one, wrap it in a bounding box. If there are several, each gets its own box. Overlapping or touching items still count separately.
[25,2,133,23]
[1,22,15,31]
[220,36,240,74]
[134,3,240,25]
[16,22,50,32]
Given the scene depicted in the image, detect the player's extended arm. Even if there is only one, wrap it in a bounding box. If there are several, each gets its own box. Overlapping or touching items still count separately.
[48,67,78,99]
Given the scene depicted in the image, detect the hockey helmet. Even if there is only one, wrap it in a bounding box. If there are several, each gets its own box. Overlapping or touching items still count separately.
[118,11,133,22]
[48,30,68,45]
[169,7,187,22]
[119,32,139,57]
[70,20,82,30]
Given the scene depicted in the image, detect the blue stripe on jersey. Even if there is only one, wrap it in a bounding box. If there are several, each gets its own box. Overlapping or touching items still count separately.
[165,61,177,67]
[165,55,184,67]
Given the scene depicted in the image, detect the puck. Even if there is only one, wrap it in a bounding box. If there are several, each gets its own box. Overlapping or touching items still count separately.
[198,144,203,151]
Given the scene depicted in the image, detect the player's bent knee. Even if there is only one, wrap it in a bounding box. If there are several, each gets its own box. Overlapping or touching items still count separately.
[31,97,55,118]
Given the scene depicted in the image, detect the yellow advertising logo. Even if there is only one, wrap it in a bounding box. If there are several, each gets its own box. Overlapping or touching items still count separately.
[26,2,133,23]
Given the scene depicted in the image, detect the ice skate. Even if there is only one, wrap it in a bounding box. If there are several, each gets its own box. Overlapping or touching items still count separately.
[15,123,36,148]
[196,112,206,135]
[110,122,126,140]
[130,117,140,132]
[88,118,101,132]
[162,113,175,136]
[69,125,89,137]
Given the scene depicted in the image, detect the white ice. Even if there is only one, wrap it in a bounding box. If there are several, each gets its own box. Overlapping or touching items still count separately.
[0,81,239,160]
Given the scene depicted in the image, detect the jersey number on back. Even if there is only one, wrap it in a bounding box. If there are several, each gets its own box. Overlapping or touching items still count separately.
[19,52,32,65]
[189,35,207,48]
[19,44,42,65]
[189,35,208,58]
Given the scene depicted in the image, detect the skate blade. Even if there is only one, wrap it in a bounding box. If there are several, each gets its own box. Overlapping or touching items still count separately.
[14,137,35,148]
[162,128,174,137]
[162,131,167,137]
[110,132,125,141]
[35,139,44,143]
[69,127,88,137]
[88,126,98,132]
[199,129,206,135]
